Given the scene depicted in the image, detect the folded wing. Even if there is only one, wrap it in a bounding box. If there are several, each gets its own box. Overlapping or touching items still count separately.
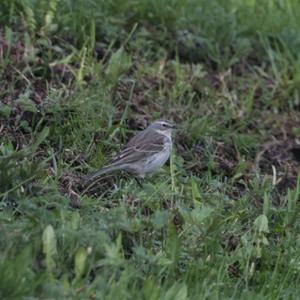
[109,128,166,166]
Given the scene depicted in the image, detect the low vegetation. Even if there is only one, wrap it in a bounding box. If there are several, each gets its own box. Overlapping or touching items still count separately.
[1,0,300,299]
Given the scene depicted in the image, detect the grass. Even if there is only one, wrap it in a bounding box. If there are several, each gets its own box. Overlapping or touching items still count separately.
[1,0,300,299]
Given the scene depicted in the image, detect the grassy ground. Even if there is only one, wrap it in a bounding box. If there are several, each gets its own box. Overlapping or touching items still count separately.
[1,0,300,299]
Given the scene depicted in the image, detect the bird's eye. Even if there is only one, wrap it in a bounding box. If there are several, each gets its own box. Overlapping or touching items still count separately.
[162,123,166,127]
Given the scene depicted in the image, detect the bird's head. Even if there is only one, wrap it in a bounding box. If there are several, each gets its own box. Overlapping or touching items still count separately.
[148,119,176,136]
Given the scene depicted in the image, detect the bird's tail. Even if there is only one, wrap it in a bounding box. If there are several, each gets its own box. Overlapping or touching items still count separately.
[84,165,119,182]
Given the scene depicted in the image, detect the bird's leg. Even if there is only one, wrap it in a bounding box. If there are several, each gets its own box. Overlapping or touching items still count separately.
[135,177,144,187]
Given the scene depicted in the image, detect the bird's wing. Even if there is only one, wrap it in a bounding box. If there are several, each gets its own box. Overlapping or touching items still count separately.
[109,129,166,165]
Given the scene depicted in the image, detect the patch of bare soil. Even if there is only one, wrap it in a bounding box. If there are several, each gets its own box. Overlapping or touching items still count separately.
[115,76,161,121]
[176,114,300,203]
[58,172,116,208]
[176,134,240,176]
[256,140,299,193]
[0,29,77,148]
[256,116,300,197]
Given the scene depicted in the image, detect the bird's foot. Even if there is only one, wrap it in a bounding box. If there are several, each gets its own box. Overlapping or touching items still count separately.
[135,177,144,187]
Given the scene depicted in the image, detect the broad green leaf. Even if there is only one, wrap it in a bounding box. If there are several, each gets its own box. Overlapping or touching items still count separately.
[164,283,188,300]
[70,211,81,230]
[254,214,269,233]
[191,178,201,203]
[166,222,180,264]
[74,247,87,280]
[106,47,132,82]
[191,206,214,226]
[143,278,160,300]
[42,225,57,272]
[61,273,70,294]
[5,26,13,48]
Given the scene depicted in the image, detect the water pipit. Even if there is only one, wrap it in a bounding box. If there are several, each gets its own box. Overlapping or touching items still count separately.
[86,119,176,185]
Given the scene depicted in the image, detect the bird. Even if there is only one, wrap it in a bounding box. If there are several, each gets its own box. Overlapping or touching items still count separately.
[85,119,176,184]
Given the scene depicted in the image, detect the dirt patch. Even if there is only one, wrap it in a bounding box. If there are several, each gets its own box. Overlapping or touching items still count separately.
[115,75,162,120]
[58,171,116,208]
[176,135,239,176]
[176,116,299,202]
[255,138,299,193]
[255,115,300,195]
